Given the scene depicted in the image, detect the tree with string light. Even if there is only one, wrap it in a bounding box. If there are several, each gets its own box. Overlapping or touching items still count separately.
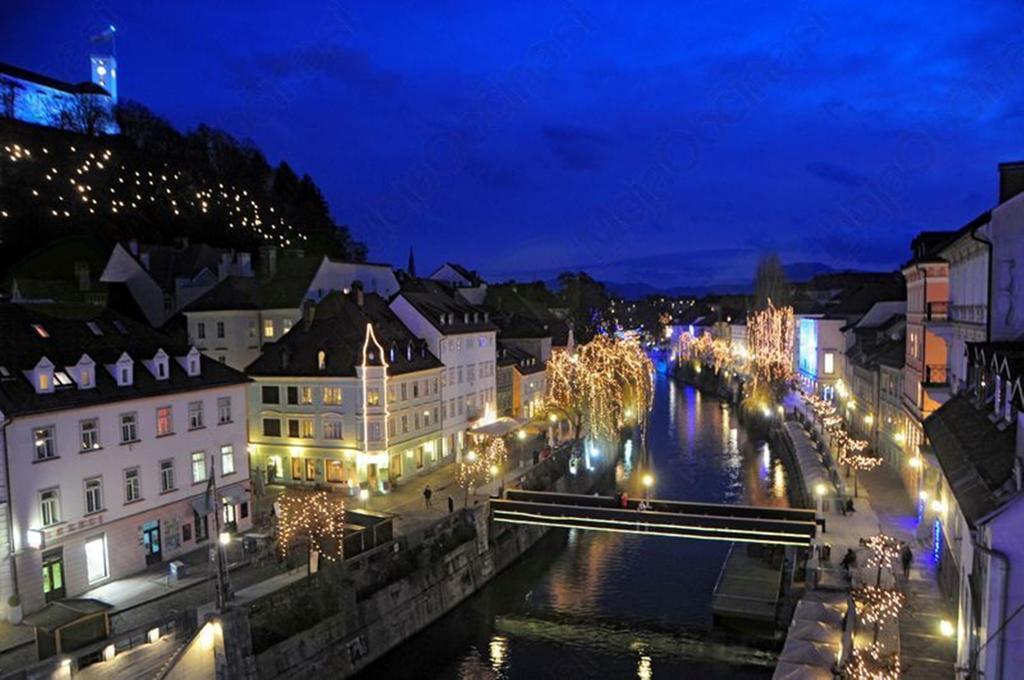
[458,435,508,506]
[275,490,345,574]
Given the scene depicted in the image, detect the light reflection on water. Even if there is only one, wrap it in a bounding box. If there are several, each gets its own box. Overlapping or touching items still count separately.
[359,373,789,680]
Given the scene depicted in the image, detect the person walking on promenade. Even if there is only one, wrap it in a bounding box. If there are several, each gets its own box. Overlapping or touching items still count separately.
[448,496,454,514]
[900,543,913,582]
[423,485,433,508]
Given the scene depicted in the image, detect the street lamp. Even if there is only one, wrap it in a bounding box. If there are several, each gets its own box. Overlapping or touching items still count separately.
[814,482,827,513]
[939,619,955,638]
[218,531,231,547]
[642,473,654,499]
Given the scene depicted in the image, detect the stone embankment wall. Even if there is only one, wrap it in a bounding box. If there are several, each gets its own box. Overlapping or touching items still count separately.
[225,435,626,679]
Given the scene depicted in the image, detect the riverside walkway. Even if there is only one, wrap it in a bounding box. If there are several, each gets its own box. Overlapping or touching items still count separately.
[775,404,955,679]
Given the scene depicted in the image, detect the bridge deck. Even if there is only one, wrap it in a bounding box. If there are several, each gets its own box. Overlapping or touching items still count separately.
[492,491,818,547]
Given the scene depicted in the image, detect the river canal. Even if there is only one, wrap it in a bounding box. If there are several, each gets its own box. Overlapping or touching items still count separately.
[360,371,791,679]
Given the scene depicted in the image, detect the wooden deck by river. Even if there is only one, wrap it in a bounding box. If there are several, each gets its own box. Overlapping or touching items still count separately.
[711,543,784,630]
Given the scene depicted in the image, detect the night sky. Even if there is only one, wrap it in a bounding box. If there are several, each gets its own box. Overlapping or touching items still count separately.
[4,1,1024,289]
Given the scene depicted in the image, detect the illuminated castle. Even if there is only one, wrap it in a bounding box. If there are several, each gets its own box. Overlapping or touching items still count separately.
[0,31,118,134]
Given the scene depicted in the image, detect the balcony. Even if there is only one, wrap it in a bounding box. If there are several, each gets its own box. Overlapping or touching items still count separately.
[926,301,949,321]
[950,304,986,325]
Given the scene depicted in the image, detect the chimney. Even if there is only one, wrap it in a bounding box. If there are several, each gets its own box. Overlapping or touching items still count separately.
[260,246,278,279]
[140,252,150,270]
[998,161,1024,204]
[74,261,90,292]
[302,299,316,331]
[351,280,365,308]
[218,252,232,281]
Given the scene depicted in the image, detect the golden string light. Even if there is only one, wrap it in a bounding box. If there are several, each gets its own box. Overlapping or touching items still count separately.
[458,435,508,491]
[853,585,906,624]
[0,139,307,245]
[841,643,902,680]
[544,334,654,442]
[747,301,795,391]
[864,533,902,570]
[275,490,345,564]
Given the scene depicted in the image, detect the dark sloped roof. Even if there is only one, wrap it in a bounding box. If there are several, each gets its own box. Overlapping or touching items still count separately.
[924,394,1016,526]
[183,257,325,312]
[23,599,112,632]
[131,242,227,294]
[247,291,442,377]
[497,343,545,375]
[438,262,484,286]
[398,279,498,333]
[0,303,247,418]
[0,62,110,95]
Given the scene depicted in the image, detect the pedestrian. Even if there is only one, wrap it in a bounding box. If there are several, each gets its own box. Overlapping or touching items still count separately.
[840,548,857,572]
[532,449,540,465]
[845,498,855,514]
[900,543,913,580]
[448,496,454,514]
[423,485,433,508]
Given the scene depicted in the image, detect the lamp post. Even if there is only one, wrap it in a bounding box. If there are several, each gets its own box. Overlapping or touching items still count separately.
[815,482,827,514]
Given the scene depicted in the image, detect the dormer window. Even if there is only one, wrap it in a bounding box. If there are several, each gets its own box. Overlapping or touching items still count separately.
[31,324,49,338]
[318,350,327,371]
[29,357,55,394]
[407,342,413,361]
[464,312,470,323]
[38,373,50,391]
[439,314,446,325]
[389,343,397,363]
[151,349,170,380]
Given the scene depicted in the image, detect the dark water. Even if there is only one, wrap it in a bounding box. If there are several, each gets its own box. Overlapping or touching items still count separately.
[360,373,791,679]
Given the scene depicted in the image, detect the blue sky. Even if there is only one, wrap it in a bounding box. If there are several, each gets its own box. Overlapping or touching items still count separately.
[4,1,1024,288]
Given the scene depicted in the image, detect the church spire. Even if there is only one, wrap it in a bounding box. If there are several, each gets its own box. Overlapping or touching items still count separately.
[407,247,416,277]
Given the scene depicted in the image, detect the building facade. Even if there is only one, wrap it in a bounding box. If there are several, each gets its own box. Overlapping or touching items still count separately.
[247,291,444,492]
[0,304,250,616]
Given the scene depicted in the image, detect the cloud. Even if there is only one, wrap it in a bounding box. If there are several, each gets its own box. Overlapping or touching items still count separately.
[805,161,868,187]
[541,124,610,170]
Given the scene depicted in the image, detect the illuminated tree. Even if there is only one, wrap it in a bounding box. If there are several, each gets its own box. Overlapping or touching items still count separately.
[459,435,508,506]
[753,253,790,310]
[275,490,345,573]
[545,334,653,443]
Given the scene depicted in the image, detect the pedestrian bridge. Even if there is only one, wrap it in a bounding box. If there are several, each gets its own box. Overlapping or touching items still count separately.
[490,490,820,547]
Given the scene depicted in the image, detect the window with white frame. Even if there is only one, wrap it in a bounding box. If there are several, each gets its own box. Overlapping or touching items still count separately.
[216,321,225,338]
[220,444,235,475]
[124,468,140,502]
[39,488,60,526]
[84,534,108,583]
[263,319,275,338]
[322,387,342,405]
[192,452,208,483]
[84,477,103,514]
[80,419,99,451]
[120,412,137,443]
[188,401,204,429]
[300,386,313,405]
[197,322,206,339]
[156,406,173,436]
[217,397,232,424]
[823,352,835,375]
[160,459,176,492]
[33,426,56,460]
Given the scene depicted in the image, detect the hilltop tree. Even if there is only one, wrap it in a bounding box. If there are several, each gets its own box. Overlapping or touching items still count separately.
[557,271,609,343]
[50,95,114,136]
[754,253,789,310]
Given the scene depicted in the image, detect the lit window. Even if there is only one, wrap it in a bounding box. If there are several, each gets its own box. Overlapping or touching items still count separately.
[263,319,274,338]
[283,319,293,333]
[80,369,91,387]
[318,350,327,370]
[367,389,380,406]
[299,420,314,438]
[824,352,835,375]
[85,535,108,583]
[191,452,208,483]
[322,387,342,405]
[85,478,103,514]
[216,444,234,476]
[323,419,343,439]
[124,468,140,502]
[38,372,50,391]
[156,406,173,436]
[300,386,313,404]
[33,426,56,460]
[31,324,49,338]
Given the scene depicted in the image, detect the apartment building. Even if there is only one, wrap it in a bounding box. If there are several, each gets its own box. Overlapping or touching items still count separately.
[247,289,444,492]
[0,304,250,615]
[390,280,498,459]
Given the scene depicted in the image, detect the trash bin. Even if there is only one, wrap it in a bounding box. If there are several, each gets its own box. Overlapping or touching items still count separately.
[169,560,186,582]
[821,543,832,564]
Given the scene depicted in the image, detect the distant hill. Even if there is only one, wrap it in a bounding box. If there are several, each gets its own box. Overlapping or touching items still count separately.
[0,106,366,282]
[600,261,837,299]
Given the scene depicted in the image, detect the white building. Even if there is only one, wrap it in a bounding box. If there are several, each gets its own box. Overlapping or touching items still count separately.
[0,304,250,616]
[429,263,487,305]
[246,290,444,491]
[183,253,400,371]
[391,280,498,459]
[0,58,118,134]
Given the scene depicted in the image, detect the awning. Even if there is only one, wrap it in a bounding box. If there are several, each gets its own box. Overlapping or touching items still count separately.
[190,494,214,516]
[468,416,528,437]
[23,599,112,632]
[220,487,249,505]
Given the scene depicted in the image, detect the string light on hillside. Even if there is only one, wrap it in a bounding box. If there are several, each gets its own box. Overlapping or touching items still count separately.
[853,585,906,624]
[0,139,311,244]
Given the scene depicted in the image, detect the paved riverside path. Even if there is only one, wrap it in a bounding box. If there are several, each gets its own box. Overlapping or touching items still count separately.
[783,416,955,679]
